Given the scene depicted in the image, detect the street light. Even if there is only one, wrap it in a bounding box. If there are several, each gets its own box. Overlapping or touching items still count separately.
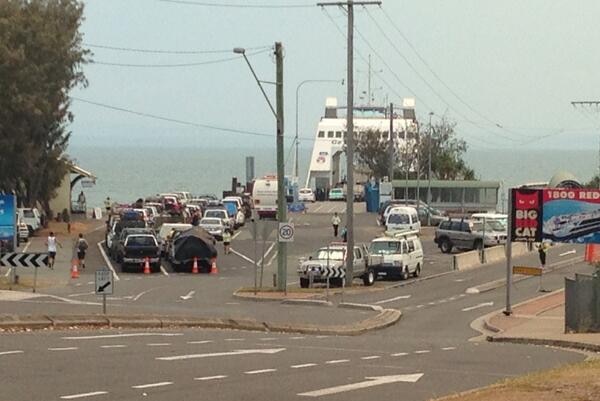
[295,79,343,179]
[234,43,287,292]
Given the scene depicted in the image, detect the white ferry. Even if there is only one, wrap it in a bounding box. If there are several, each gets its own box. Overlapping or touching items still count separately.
[305,97,417,198]
[543,209,600,241]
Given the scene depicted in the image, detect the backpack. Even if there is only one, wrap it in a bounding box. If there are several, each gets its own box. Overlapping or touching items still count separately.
[78,239,88,252]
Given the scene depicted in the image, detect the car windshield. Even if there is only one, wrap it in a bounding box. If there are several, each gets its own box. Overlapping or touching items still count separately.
[472,221,502,232]
[315,249,344,260]
[389,214,410,224]
[23,210,34,218]
[369,241,400,254]
[126,236,156,246]
[206,210,225,218]
[201,218,221,225]
[331,189,342,194]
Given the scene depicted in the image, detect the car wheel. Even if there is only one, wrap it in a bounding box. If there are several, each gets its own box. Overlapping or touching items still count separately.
[300,278,309,288]
[362,268,375,286]
[413,264,421,278]
[400,266,409,280]
[440,239,453,254]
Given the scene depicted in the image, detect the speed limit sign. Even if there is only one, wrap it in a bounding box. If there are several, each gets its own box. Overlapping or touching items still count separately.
[278,222,295,242]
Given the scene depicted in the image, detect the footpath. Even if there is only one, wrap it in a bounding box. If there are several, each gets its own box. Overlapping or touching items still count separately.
[484,289,600,352]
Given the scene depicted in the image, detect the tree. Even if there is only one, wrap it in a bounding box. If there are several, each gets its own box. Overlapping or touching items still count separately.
[0,0,89,213]
[355,117,475,181]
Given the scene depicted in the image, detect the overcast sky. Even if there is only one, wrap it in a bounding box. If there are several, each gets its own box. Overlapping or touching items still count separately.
[69,0,600,151]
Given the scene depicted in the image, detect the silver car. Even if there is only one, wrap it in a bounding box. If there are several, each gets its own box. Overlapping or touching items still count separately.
[199,217,225,241]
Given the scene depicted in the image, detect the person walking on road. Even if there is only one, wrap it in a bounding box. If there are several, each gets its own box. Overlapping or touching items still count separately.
[341,226,348,243]
[76,233,89,269]
[537,241,550,269]
[45,232,62,269]
[104,197,112,215]
[222,229,232,255]
[331,212,341,237]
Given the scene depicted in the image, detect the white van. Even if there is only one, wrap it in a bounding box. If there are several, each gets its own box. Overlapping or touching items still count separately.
[385,206,421,232]
[471,213,508,230]
[252,177,278,219]
[368,231,424,280]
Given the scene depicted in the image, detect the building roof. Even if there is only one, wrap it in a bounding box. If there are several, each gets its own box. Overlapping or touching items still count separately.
[69,164,96,180]
[391,179,500,189]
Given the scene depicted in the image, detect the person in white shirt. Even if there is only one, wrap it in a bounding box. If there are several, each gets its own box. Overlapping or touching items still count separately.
[45,232,62,269]
[331,212,341,237]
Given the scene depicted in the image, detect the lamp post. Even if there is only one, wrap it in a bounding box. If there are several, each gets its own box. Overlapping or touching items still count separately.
[234,44,287,292]
[295,79,342,179]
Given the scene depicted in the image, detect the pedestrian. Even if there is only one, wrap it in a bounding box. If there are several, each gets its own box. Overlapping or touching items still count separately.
[45,232,62,269]
[191,210,200,226]
[76,233,89,269]
[222,229,232,255]
[537,241,550,269]
[77,191,86,212]
[331,212,341,237]
[104,196,112,215]
[341,226,348,243]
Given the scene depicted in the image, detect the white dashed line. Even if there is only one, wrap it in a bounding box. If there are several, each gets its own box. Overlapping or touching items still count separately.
[0,350,24,356]
[416,305,424,308]
[391,352,408,357]
[132,382,173,389]
[48,347,78,351]
[245,369,277,375]
[194,375,227,381]
[360,356,381,360]
[225,302,240,305]
[60,391,108,399]
[290,336,306,340]
[147,343,171,347]
[414,350,431,354]
[63,333,182,340]
[224,338,244,342]
[442,347,456,351]
[86,281,94,285]
[325,359,350,364]
[100,345,126,349]
[291,363,317,369]
[260,338,278,341]
[428,302,436,305]
[315,335,329,339]
[187,340,213,345]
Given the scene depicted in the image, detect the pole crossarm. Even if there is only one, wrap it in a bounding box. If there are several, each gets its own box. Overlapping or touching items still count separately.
[317,1,382,6]
[241,54,277,118]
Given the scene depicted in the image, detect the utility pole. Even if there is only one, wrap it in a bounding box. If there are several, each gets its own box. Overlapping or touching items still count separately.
[275,42,287,292]
[427,112,433,226]
[367,54,372,106]
[388,103,394,184]
[318,0,381,283]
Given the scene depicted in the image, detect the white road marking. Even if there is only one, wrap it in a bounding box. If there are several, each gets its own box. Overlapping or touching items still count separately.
[442,347,456,351]
[315,335,329,339]
[68,291,95,298]
[291,363,317,369]
[160,265,169,276]
[361,356,381,360]
[245,368,277,375]
[560,249,576,257]
[230,249,255,264]
[147,343,171,347]
[225,302,240,305]
[459,294,466,297]
[266,250,278,266]
[224,338,245,342]
[374,295,411,305]
[100,345,126,349]
[48,347,78,351]
[414,350,430,354]
[428,302,436,305]
[63,333,183,340]
[133,289,154,301]
[290,336,306,340]
[22,241,32,253]
[260,338,278,341]
[97,241,120,281]
[4,267,13,277]
[311,204,324,213]
[391,352,408,357]
[156,348,286,361]
[298,374,424,397]
[187,340,213,345]
[75,283,82,287]
[232,231,241,240]
[0,350,24,356]
[416,304,424,308]
[194,375,227,381]
[60,391,108,399]
[438,299,448,303]
[132,382,173,389]
[86,281,94,285]
[465,287,480,294]
[325,359,350,364]
[180,290,195,301]
[462,302,494,312]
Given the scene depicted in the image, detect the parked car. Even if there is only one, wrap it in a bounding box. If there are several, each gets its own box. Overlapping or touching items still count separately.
[157,223,193,256]
[18,208,41,234]
[385,206,421,232]
[298,188,316,203]
[204,208,234,230]
[328,188,345,201]
[110,227,155,261]
[199,217,225,241]
[119,234,161,272]
[222,200,244,228]
[434,219,507,253]
[297,242,371,288]
[16,214,29,244]
[368,230,423,280]
[378,199,446,226]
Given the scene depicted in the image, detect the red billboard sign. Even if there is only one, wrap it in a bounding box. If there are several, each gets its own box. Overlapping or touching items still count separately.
[510,188,542,242]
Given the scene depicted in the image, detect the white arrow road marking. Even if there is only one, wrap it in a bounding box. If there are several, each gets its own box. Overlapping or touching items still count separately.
[180,290,195,300]
[560,250,576,257]
[374,295,411,305]
[62,333,183,340]
[298,374,424,397]
[462,302,494,312]
[60,391,108,399]
[156,348,286,361]
[0,350,24,356]
[132,382,173,389]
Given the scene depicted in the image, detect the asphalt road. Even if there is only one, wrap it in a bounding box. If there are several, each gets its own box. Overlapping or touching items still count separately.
[0,203,591,400]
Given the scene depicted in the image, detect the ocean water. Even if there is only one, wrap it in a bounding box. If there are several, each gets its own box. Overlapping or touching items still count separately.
[69,145,598,210]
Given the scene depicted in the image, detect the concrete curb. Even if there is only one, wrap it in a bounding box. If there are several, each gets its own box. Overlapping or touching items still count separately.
[281,299,333,307]
[487,336,600,353]
[338,302,383,312]
[232,289,325,303]
[0,309,402,336]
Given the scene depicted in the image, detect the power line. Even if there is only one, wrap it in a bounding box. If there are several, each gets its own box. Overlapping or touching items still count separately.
[90,49,270,68]
[159,0,313,8]
[84,43,270,55]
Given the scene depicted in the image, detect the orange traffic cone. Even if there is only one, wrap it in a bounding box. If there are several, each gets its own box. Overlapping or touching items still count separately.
[143,257,151,274]
[209,258,218,275]
[192,257,199,274]
[71,259,80,279]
